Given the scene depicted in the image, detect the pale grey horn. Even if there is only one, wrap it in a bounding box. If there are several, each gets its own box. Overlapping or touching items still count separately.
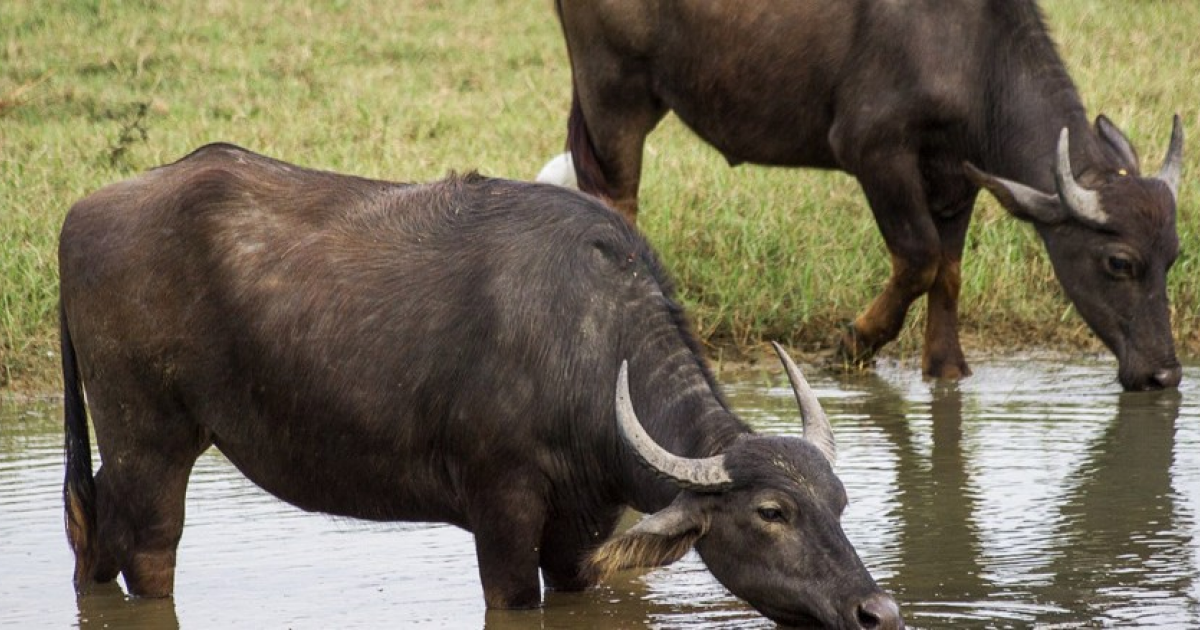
[771,342,837,466]
[614,361,733,491]
[1155,115,1184,200]
[1054,127,1107,225]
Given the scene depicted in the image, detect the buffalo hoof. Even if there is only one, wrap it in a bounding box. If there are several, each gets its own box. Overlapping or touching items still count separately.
[922,354,972,380]
[831,322,878,371]
[922,363,972,380]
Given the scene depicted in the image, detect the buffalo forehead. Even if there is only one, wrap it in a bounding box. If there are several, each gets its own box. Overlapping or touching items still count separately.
[727,438,839,493]
[1103,179,1176,231]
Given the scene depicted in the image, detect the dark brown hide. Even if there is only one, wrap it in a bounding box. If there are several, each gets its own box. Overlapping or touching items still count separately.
[554,0,1183,390]
[60,144,899,628]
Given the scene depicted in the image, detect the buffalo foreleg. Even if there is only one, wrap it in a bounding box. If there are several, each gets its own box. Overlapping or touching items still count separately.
[469,477,548,609]
[538,504,624,591]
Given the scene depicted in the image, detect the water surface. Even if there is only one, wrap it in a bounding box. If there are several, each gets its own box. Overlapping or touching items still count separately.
[2,355,1198,628]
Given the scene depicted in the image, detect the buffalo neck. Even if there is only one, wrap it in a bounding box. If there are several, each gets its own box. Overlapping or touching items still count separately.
[979,0,1114,193]
[616,301,750,513]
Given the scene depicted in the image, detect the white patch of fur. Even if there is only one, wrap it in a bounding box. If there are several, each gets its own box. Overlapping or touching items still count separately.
[535,152,578,188]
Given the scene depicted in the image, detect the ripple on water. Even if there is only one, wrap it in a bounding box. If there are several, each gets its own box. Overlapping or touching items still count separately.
[2,357,1199,628]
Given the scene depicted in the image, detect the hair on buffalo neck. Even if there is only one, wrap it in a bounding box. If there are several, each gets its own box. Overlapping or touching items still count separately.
[990,0,1073,74]
[984,0,1082,143]
[448,174,727,411]
[591,214,726,410]
[586,525,700,583]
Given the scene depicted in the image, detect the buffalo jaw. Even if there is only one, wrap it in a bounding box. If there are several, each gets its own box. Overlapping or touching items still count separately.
[589,478,902,629]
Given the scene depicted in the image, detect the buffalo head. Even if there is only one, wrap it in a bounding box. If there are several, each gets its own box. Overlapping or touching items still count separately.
[591,345,903,629]
[966,117,1184,391]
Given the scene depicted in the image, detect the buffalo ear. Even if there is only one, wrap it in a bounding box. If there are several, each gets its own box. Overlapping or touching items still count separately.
[587,496,706,582]
[963,161,1067,225]
[1095,115,1140,173]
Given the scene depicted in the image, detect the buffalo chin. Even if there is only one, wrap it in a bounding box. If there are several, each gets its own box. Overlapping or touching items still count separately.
[753,603,828,629]
[1119,362,1183,391]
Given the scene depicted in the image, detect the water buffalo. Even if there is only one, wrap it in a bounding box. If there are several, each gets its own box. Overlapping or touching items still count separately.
[60,144,902,629]
[548,0,1184,390]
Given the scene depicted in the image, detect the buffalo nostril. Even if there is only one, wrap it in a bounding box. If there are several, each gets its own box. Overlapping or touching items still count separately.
[856,593,903,630]
[857,606,880,629]
[1152,366,1183,389]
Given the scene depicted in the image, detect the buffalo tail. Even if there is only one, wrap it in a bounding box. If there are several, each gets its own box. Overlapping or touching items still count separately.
[61,301,97,591]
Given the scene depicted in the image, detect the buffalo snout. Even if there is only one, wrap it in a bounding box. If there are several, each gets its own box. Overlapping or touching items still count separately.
[1121,361,1183,391]
[1152,365,1184,390]
[854,592,904,630]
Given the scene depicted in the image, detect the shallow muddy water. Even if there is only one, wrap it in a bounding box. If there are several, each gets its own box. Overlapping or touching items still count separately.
[2,355,1198,629]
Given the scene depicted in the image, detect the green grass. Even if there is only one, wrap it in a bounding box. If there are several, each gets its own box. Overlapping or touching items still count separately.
[2,0,1199,389]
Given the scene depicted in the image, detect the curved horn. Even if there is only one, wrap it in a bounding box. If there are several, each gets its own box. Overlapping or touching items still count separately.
[1155,114,1184,200]
[1054,127,1107,225]
[771,342,837,466]
[614,361,733,492]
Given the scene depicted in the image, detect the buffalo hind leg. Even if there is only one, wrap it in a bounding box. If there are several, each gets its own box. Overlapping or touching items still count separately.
[93,448,202,597]
[85,467,122,586]
[922,193,977,379]
[86,379,209,597]
[565,47,667,223]
[836,150,940,367]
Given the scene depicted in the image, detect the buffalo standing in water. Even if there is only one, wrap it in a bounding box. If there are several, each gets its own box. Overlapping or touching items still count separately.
[60,144,902,629]
[549,0,1184,390]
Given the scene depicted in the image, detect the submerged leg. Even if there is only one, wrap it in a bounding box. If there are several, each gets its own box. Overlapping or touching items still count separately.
[94,456,195,597]
[539,505,624,591]
[469,476,549,609]
[86,379,209,597]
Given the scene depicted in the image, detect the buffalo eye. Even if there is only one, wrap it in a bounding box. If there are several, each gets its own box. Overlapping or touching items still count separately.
[1105,254,1136,279]
[756,503,787,523]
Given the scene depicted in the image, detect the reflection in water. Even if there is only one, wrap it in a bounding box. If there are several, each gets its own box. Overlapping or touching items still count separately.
[824,363,1200,629]
[1048,389,1197,627]
[482,570,764,630]
[3,358,1200,629]
[852,375,989,621]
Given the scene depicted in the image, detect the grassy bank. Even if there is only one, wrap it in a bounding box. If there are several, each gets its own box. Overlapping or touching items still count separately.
[2,0,1198,390]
